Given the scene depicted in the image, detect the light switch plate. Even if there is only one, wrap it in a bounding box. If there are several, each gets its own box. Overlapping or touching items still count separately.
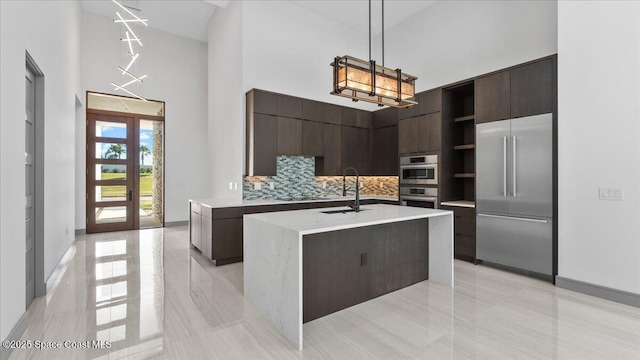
[599,187,624,201]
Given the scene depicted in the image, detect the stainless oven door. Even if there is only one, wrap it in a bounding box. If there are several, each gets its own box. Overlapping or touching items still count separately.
[400,164,438,185]
[400,196,438,209]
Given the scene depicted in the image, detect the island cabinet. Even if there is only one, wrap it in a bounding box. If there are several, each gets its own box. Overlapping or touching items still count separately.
[303,218,429,323]
[476,57,555,124]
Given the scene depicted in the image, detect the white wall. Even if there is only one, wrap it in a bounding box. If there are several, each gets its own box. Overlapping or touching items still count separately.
[242,1,372,109]
[208,0,244,199]
[379,0,558,92]
[558,1,640,294]
[80,11,210,225]
[0,0,82,341]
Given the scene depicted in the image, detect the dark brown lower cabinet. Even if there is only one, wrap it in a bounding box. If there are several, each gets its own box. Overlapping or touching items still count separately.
[190,199,399,266]
[441,205,476,262]
[302,219,428,323]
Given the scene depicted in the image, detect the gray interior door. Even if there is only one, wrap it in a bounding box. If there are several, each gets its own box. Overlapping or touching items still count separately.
[476,119,511,214]
[25,67,36,307]
[510,113,553,218]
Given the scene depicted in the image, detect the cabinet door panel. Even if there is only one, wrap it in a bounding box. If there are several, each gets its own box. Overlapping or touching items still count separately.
[341,108,357,127]
[302,120,325,156]
[355,127,371,174]
[398,118,419,154]
[253,90,278,115]
[278,95,302,118]
[371,127,391,175]
[418,112,441,152]
[302,99,324,122]
[277,117,302,155]
[511,59,553,118]
[253,114,277,175]
[418,88,442,115]
[324,104,342,125]
[212,218,243,262]
[389,125,398,174]
[476,71,511,124]
[341,126,358,169]
[323,124,342,175]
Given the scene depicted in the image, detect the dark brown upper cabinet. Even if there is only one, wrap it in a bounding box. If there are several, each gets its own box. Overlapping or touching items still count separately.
[340,126,370,174]
[249,113,277,176]
[252,89,278,116]
[372,107,398,129]
[323,123,342,175]
[277,117,302,155]
[324,104,342,125]
[420,112,442,152]
[341,108,357,127]
[476,71,511,124]
[302,99,324,123]
[302,120,324,156]
[355,110,371,128]
[278,95,302,119]
[511,58,554,118]
[398,113,441,155]
[418,88,442,116]
[398,102,418,120]
[371,125,398,176]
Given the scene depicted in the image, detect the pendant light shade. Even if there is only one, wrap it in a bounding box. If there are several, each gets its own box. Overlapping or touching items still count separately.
[331,55,417,108]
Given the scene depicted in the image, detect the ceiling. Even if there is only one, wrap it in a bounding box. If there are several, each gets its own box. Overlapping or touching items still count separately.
[80,0,219,42]
[82,1,436,43]
[292,0,436,36]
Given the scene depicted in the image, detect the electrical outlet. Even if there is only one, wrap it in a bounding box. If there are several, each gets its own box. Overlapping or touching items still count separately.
[254,182,262,190]
[322,182,327,189]
[269,182,275,190]
[379,182,384,189]
[599,187,623,201]
[234,182,238,190]
[229,182,233,190]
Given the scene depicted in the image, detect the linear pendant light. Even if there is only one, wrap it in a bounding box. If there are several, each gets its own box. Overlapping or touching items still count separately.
[331,0,417,108]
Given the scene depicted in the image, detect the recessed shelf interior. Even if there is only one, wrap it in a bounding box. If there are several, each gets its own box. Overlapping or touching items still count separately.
[454,144,475,150]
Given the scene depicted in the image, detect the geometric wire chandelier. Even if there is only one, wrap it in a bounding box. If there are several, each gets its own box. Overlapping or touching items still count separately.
[331,0,417,108]
[110,0,148,102]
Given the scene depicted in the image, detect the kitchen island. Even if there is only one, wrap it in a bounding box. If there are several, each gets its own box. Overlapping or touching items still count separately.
[243,204,453,350]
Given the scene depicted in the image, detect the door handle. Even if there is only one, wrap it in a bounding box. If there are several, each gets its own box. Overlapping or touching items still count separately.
[512,135,517,197]
[128,190,133,201]
[478,213,549,224]
[502,136,507,197]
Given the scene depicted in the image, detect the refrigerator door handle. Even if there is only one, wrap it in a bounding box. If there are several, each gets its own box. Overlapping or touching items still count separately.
[478,213,549,224]
[503,136,507,197]
[512,135,517,197]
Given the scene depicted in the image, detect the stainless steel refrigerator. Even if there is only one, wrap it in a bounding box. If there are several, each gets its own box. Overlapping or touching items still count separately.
[476,113,553,276]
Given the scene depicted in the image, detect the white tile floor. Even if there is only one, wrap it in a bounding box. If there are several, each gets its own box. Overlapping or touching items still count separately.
[8,226,640,359]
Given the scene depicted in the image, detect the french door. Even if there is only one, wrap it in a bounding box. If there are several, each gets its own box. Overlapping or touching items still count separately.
[87,113,136,233]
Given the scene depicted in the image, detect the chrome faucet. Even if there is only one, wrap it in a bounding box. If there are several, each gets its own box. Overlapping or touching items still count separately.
[342,167,360,212]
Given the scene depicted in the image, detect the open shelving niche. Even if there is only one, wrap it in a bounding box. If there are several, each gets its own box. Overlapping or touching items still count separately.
[441,81,476,205]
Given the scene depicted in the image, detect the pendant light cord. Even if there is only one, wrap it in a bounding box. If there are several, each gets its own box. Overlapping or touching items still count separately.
[368,0,371,61]
[382,0,385,67]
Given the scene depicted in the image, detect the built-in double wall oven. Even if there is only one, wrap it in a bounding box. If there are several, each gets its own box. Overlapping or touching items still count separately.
[399,154,438,208]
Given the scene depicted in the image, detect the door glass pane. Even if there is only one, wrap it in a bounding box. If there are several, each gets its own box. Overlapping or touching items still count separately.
[96,164,127,180]
[96,143,127,160]
[96,121,127,139]
[139,120,163,228]
[95,206,127,224]
[96,185,127,202]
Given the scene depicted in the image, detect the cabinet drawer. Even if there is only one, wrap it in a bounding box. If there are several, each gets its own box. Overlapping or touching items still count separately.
[455,235,476,259]
[245,204,291,214]
[212,207,245,219]
[455,216,476,237]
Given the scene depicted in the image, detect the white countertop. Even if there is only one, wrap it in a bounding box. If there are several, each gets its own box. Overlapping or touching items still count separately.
[244,204,452,235]
[189,195,398,209]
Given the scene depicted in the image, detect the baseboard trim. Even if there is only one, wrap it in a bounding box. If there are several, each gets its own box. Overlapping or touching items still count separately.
[556,276,640,308]
[45,240,76,293]
[1,312,28,360]
[165,221,188,227]
[75,228,86,235]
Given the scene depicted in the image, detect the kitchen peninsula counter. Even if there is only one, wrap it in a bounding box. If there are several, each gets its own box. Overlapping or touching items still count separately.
[243,204,454,350]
